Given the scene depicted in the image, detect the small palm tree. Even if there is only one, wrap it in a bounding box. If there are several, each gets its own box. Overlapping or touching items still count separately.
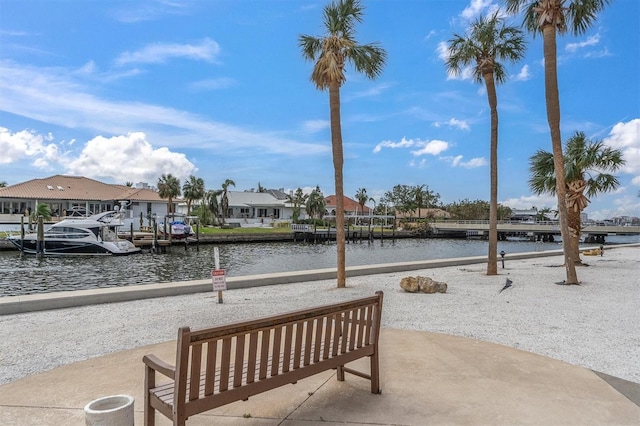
[300,0,386,288]
[182,175,205,215]
[220,179,235,223]
[204,189,223,225]
[446,11,526,275]
[306,186,326,220]
[287,188,309,223]
[31,203,52,221]
[355,188,368,214]
[0,181,7,188]
[157,174,181,214]
[529,131,625,264]
[504,0,611,284]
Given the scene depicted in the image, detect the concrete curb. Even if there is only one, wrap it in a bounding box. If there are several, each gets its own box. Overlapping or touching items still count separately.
[3,245,636,315]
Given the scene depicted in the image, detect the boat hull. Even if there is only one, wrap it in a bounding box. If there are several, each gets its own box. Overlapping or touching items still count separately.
[8,237,140,256]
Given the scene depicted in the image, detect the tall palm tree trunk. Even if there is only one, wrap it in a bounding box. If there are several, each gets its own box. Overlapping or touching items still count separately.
[542,25,579,284]
[329,82,346,288]
[567,205,582,260]
[485,72,499,275]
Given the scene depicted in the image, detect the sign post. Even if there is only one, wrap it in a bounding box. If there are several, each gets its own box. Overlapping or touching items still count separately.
[212,247,226,304]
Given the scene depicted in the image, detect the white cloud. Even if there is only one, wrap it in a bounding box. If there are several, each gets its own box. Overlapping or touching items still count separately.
[461,0,498,20]
[436,41,450,62]
[434,118,470,131]
[566,34,600,53]
[372,137,448,156]
[302,120,329,133]
[441,155,486,168]
[346,82,393,101]
[0,127,61,165]
[501,194,558,210]
[115,38,221,65]
[586,195,640,220]
[603,118,640,179]
[411,139,449,156]
[0,61,328,156]
[373,137,414,153]
[514,64,531,81]
[65,132,196,183]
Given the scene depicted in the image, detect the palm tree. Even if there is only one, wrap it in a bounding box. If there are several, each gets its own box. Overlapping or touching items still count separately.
[306,186,326,220]
[287,188,309,222]
[31,203,52,221]
[124,181,133,187]
[355,188,368,215]
[0,181,7,188]
[204,189,223,225]
[182,175,205,215]
[157,174,181,214]
[446,12,526,275]
[529,131,625,264]
[220,179,235,223]
[299,0,386,287]
[504,0,611,284]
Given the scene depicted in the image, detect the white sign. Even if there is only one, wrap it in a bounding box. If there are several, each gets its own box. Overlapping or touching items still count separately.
[211,269,227,291]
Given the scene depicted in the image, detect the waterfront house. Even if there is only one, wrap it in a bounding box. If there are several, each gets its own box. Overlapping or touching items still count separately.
[0,175,170,227]
[221,190,303,226]
[323,195,372,217]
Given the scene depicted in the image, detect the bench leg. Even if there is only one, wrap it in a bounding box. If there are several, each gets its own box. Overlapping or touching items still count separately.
[370,352,381,394]
[144,366,156,426]
[336,364,345,381]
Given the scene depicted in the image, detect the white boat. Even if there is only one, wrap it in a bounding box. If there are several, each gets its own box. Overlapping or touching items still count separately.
[7,211,141,256]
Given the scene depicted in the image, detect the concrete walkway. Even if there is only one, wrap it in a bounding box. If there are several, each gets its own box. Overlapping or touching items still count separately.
[1,328,638,425]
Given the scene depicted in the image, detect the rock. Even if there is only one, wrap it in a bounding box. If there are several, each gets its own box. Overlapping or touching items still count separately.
[400,276,447,293]
[399,276,420,292]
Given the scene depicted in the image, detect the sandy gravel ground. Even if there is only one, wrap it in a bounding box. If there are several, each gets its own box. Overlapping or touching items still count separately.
[0,245,638,386]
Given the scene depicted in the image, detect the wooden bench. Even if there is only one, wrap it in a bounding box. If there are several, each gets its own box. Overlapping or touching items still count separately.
[143,291,384,426]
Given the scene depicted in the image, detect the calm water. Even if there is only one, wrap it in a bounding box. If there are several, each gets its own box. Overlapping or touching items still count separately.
[1,236,636,297]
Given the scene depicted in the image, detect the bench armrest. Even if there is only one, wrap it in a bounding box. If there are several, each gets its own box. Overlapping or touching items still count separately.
[143,354,175,379]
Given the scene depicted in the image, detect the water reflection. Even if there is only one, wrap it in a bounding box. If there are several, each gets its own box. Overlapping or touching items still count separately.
[1,236,635,297]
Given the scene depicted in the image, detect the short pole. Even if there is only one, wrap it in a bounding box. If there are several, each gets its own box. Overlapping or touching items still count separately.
[214,247,222,304]
[500,250,506,269]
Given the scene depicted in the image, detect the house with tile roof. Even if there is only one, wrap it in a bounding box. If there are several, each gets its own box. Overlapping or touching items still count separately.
[0,175,170,225]
[323,195,372,217]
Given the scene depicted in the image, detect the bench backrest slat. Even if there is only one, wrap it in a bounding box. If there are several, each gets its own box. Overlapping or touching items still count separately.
[293,321,304,370]
[303,319,313,366]
[189,344,202,401]
[282,324,294,373]
[246,332,259,384]
[270,326,283,377]
[233,335,245,388]
[219,337,232,392]
[204,340,217,396]
[259,330,270,380]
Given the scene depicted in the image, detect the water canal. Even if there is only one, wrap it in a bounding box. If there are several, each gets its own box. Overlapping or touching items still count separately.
[1,236,637,297]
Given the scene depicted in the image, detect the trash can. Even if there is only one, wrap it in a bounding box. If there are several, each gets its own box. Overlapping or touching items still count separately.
[84,394,134,426]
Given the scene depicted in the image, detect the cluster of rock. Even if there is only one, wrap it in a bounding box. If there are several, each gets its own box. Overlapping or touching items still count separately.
[400,276,447,294]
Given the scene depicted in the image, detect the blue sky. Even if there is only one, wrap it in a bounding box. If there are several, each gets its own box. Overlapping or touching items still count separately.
[1,0,638,220]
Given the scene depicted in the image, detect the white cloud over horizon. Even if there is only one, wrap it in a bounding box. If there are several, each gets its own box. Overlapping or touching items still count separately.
[441,154,487,168]
[603,119,640,184]
[0,60,328,157]
[115,38,221,66]
[0,128,197,183]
